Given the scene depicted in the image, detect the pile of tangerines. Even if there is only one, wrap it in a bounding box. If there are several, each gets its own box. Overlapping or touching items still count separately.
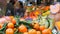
[0,16,52,34]
[5,22,52,34]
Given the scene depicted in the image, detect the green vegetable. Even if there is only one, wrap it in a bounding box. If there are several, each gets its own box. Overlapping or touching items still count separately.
[45,20,50,28]
[48,18,54,30]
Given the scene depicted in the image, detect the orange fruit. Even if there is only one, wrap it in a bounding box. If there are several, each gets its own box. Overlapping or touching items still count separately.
[14,28,17,31]
[37,31,41,34]
[0,23,3,29]
[28,29,37,34]
[42,29,49,34]
[39,26,45,31]
[6,28,14,34]
[43,6,50,11]
[33,23,40,30]
[34,10,40,15]
[7,23,14,29]
[18,24,27,33]
[48,28,52,34]
[55,21,60,30]
[42,29,52,34]
[9,16,14,20]
[11,19,16,24]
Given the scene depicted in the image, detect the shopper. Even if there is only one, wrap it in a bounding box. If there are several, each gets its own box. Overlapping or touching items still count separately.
[14,1,25,17]
[37,0,42,5]
[5,0,15,16]
[57,0,60,2]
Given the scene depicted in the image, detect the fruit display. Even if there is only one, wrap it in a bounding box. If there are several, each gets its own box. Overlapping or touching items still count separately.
[0,6,59,34]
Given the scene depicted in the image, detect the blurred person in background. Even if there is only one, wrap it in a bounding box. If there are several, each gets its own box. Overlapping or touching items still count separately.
[57,0,60,2]
[14,1,25,17]
[5,0,16,16]
[45,0,53,6]
[5,0,25,17]
[37,0,42,5]
[18,0,27,6]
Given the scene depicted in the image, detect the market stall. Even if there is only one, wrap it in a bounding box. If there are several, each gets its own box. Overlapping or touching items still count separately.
[0,0,60,34]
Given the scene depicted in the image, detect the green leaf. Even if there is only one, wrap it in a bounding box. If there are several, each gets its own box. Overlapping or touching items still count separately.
[18,32,23,34]
[0,23,7,31]
[14,29,18,34]
[0,31,4,34]
[19,21,33,29]
[15,18,20,27]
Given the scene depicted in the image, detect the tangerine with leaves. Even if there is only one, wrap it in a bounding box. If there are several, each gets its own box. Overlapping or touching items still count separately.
[18,24,27,33]
[9,16,14,20]
[11,18,16,24]
[39,26,45,31]
[0,23,3,29]
[42,29,52,34]
[33,23,40,30]
[28,29,37,34]
[7,23,14,29]
[6,28,14,34]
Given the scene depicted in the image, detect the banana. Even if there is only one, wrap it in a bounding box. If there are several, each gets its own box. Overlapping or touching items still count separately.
[42,10,50,16]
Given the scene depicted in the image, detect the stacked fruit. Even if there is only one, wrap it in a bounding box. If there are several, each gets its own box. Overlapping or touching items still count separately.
[0,6,55,34]
[25,6,50,19]
[0,15,54,34]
